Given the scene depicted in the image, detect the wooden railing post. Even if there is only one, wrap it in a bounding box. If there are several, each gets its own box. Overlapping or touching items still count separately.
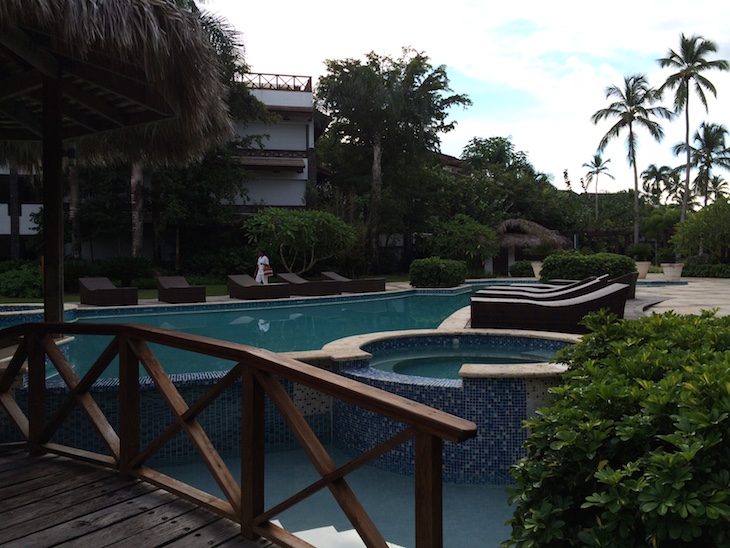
[415,431,443,548]
[118,333,140,479]
[26,332,46,456]
[241,365,265,538]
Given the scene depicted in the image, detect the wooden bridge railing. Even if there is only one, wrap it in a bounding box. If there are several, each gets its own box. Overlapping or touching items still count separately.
[0,323,477,548]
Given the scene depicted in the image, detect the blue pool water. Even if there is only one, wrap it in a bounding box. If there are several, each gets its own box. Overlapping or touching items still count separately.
[65,289,475,377]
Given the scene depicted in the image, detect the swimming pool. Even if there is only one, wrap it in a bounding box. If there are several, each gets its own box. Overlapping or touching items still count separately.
[65,289,475,378]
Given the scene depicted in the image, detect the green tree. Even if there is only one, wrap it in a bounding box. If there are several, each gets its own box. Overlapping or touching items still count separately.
[672,122,730,207]
[244,208,357,275]
[426,214,498,271]
[316,48,470,270]
[582,154,614,221]
[671,197,730,262]
[641,164,674,205]
[658,33,729,220]
[591,74,672,243]
[708,175,729,202]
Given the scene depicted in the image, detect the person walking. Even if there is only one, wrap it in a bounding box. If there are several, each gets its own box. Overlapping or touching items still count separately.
[255,250,270,285]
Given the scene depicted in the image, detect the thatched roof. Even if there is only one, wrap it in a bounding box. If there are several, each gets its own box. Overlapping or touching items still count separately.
[0,0,233,164]
[497,218,571,249]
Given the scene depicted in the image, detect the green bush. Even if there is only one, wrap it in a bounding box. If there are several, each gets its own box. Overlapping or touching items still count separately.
[505,310,730,547]
[409,257,466,288]
[539,251,636,281]
[626,242,653,261]
[64,259,100,293]
[96,256,154,286]
[682,264,730,278]
[509,260,535,277]
[0,263,42,298]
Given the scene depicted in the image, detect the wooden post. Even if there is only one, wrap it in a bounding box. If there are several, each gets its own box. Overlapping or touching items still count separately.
[118,334,140,479]
[42,75,64,324]
[241,366,265,538]
[27,332,46,456]
[415,431,443,548]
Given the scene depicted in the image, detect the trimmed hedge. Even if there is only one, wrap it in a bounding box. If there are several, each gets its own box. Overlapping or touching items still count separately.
[682,264,730,278]
[509,260,535,278]
[409,257,467,288]
[539,252,636,281]
[505,310,730,547]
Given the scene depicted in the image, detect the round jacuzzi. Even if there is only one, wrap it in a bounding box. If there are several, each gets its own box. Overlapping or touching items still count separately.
[322,329,580,484]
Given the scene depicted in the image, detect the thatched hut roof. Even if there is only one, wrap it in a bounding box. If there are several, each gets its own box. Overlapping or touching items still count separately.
[497,218,571,249]
[0,0,233,164]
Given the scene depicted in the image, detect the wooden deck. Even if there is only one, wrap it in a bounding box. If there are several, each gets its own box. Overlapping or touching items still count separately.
[0,450,276,547]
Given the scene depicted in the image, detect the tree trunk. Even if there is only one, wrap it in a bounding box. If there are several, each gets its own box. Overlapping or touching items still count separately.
[629,125,640,244]
[368,133,383,271]
[175,225,180,271]
[131,161,144,257]
[8,163,20,260]
[681,89,690,221]
[69,162,81,259]
[594,174,599,222]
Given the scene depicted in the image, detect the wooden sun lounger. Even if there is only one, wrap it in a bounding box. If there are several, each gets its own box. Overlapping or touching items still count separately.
[157,276,206,303]
[227,274,291,300]
[79,277,138,306]
[277,272,342,296]
[474,275,609,301]
[470,282,630,334]
[477,276,604,294]
[321,271,386,293]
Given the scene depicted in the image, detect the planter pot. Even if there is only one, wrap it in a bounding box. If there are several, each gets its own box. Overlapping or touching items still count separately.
[635,261,651,280]
[661,262,684,281]
[530,261,543,278]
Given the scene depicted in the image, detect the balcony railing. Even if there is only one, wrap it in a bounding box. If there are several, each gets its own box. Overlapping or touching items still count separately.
[0,322,477,547]
[241,73,312,92]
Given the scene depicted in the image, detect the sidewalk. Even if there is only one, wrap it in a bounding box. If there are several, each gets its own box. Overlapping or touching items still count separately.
[631,273,730,318]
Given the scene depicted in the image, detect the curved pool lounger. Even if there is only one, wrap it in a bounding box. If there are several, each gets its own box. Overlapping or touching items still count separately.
[227,274,291,300]
[476,275,606,295]
[474,275,610,301]
[321,271,386,293]
[79,277,138,306]
[157,276,206,303]
[277,272,342,296]
[470,282,630,334]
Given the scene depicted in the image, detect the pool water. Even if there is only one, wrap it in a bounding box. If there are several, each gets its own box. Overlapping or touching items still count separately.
[64,290,475,378]
[371,346,558,379]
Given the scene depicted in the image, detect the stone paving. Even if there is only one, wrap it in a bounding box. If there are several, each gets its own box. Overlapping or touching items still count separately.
[630,273,730,318]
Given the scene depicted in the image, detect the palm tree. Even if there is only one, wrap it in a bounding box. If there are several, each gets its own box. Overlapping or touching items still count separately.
[708,175,729,202]
[672,122,730,207]
[582,154,614,221]
[641,164,674,205]
[658,34,729,220]
[591,74,672,243]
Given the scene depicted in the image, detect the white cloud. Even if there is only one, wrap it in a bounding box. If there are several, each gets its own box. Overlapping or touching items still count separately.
[206,0,730,194]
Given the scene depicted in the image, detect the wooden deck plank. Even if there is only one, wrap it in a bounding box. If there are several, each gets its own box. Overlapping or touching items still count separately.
[0,458,110,500]
[161,515,247,548]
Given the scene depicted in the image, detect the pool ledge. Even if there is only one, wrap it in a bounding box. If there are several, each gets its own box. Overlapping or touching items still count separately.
[459,362,567,378]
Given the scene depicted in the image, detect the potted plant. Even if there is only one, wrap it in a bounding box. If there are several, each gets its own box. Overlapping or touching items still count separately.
[661,261,684,281]
[626,243,653,279]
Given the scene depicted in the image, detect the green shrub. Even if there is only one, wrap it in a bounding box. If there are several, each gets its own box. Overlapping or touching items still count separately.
[409,257,466,288]
[539,251,636,281]
[626,242,653,261]
[64,259,100,293]
[505,310,730,547]
[0,263,42,298]
[509,260,535,277]
[96,256,154,286]
[682,264,730,278]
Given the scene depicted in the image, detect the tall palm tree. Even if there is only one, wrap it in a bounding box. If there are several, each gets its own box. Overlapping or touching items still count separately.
[591,74,672,243]
[672,122,730,207]
[582,154,614,221]
[641,164,674,205]
[708,175,729,202]
[658,34,729,220]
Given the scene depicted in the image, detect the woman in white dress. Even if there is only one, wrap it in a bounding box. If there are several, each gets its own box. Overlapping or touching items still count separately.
[255,250,270,285]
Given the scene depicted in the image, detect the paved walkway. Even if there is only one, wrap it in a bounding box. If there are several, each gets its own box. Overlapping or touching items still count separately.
[629,273,730,318]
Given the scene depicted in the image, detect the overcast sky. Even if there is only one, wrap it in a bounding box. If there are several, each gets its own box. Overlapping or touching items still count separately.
[205,0,730,194]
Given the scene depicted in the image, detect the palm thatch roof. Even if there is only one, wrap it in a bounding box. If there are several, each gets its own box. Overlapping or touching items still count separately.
[497,218,571,249]
[0,0,233,164]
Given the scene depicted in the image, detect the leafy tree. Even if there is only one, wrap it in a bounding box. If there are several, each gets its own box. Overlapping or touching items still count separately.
[244,208,357,275]
[658,33,729,220]
[591,74,673,243]
[672,122,730,207]
[641,164,674,205]
[426,214,498,271]
[582,154,614,221]
[316,48,470,270]
[671,197,730,262]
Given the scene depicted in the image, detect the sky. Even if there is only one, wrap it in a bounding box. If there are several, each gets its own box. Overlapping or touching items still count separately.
[205,0,730,195]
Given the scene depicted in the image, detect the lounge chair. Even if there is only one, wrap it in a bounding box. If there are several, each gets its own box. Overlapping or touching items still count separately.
[474,275,609,301]
[157,276,206,303]
[478,276,604,294]
[277,272,342,296]
[608,271,639,299]
[227,274,291,300]
[79,277,138,306]
[321,271,386,293]
[470,282,630,334]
